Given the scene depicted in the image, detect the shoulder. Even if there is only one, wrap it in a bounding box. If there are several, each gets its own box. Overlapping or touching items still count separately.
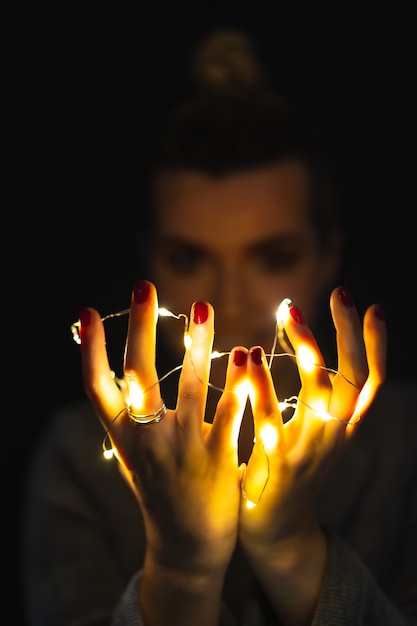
[359,377,417,445]
[32,398,103,462]
[348,376,417,492]
[25,398,123,496]
[371,377,417,410]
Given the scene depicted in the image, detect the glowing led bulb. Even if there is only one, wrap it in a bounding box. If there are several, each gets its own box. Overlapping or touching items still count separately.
[158,307,178,319]
[297,345,317,372]
[259,423,278,452]
[310,398,331,421]
[75,294,365,469]
[126,383,144,413]
[268,297,294,367]
[211,350,227,360]
[276,297,292,326]
[278,398,298,414]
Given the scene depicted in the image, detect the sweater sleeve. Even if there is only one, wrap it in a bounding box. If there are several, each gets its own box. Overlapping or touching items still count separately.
[111,570,266,626]
[111,571,143,626]
[313,533,416,625]
[111,533,417,626]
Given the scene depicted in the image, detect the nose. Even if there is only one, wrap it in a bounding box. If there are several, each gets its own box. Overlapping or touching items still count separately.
[212,261,246,320]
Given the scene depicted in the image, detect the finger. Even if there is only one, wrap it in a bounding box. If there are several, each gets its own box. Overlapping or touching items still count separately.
[284,304,332,430]
[282,304,350,468]
[247,346,283,443]
[364,303,387,385]
[243,346,283,506]
[350,303,387,424]
[209,347,249,455]
[328,286,368,419]
[124,280,162,414]
[176,301,214,430]
[79,307,125,429]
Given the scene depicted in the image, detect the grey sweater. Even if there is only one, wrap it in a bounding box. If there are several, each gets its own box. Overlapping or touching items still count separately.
[21,380,417,625]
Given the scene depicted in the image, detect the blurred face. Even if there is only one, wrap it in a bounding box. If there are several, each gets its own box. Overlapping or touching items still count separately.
[150,161,340,358]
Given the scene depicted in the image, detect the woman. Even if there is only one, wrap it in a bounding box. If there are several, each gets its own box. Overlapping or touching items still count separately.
[21,30,417,625]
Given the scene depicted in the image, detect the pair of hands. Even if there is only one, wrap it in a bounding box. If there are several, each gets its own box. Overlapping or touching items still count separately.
[78,280,386,592]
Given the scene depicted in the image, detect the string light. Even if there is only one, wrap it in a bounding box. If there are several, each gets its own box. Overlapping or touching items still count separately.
[70,307,187,345]
[71,299,362,500]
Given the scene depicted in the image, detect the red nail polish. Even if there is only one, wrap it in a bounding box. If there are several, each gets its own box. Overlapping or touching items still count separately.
[134,280,150,304]
[250,347,263,365]
[374,303,385,321]
[79,308,91,328]
[233,349,247,366]
[337,285,354,307]
[289,305,304,324]
[193,301,209,324]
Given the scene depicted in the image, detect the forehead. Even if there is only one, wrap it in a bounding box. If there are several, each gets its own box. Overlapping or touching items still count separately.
[153,161,313,245]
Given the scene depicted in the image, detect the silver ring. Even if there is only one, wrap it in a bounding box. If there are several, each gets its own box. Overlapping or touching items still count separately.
[127,402,167,425]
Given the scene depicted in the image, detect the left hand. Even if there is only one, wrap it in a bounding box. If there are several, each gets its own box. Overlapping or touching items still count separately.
[239,285,387,554]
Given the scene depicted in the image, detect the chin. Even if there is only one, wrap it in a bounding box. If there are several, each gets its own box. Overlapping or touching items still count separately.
[213,331,273,353]
[213,334,247,352]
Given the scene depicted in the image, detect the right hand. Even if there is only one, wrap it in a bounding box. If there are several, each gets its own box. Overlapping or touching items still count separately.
[78,280,248,577]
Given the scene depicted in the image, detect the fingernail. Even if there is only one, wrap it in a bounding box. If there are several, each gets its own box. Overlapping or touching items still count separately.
[374,303,385,321]
[193,301,209,324]
[250,347,264,365]
[289,305,304,324]
[233,349,247,366]
[79,308,91,328]
[337,285,354,307]
[134,280,151,304]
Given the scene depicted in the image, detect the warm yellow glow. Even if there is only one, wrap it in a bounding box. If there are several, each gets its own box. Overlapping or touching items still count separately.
[71,321,82,344]
[276,297,292,325]
[126,382,144,412]
[319,411,333,422]
[158,307,177,318]
[245,499,257,509]
[259,423,278,452]
[103,448,115,460]
[211,350,228,360]
[351,378,374,423]
[228,381,250,442]
[297,345,317,372]
[311,398,331,421]
[184,332,192,350]
[279,398,298,413]
[235,380,250,404]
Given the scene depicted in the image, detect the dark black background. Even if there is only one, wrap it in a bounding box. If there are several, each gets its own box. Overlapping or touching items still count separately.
[4,3,416,623]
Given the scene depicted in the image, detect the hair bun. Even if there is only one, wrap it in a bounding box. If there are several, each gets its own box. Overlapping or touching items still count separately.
[189,29,268,93]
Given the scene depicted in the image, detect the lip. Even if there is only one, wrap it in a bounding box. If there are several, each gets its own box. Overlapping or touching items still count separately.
[213,330,268,352]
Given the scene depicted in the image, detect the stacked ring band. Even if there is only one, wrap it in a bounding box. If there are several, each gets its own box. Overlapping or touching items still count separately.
[127,402,167,425]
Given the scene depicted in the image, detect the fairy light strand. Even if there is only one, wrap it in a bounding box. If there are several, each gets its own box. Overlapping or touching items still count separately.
[71,300,361,484]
